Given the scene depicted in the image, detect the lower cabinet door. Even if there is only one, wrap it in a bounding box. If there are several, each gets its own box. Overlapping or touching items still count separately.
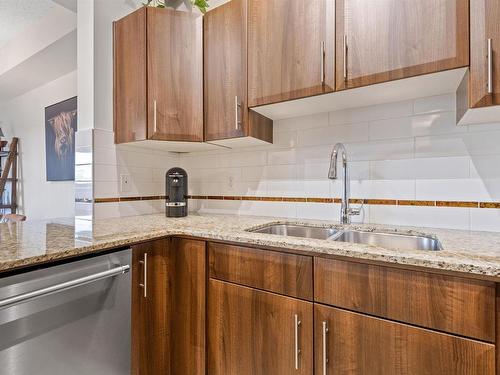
[314,304,495,375]
[132,238,206,375]
[131,239,170,375]
[208,279,314,375]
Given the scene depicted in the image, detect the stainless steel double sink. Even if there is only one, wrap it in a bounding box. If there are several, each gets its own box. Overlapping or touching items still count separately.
[248,223,442,251]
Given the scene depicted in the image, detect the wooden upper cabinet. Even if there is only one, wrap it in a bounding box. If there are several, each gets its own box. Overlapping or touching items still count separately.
[204,0,272,145]
[314,305,495,375]
[208,280,313,375]
[113,8,147,144]
[113,8,203,144]
[147,8,203,141]
[469,0,500,107]
[336,0,469,90]
[247,0,335,107]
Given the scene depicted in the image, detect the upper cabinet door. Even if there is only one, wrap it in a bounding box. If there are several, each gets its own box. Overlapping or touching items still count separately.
[247,0,335,107]
[470,0,500,108]
[113,8,147,144]
[147,8,203,141]
[336,0,469,90]
[204,0,247,140]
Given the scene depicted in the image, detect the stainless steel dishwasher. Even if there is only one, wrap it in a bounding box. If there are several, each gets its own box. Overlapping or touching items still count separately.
[0,249,131,374]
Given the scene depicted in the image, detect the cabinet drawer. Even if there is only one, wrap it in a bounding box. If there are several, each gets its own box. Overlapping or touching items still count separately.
[314,258,496,342]
[208,242,313,300]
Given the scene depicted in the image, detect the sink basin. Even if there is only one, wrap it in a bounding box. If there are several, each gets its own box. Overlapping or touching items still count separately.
[333,230,442,251]
[249,224,339,240]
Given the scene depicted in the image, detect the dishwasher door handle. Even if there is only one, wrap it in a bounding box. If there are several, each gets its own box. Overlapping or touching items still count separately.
[0,264,130,310]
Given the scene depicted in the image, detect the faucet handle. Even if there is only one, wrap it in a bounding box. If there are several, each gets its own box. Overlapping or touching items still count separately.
[348,204,363,216]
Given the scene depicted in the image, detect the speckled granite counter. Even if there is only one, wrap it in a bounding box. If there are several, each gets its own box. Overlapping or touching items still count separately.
[0,214,499,279]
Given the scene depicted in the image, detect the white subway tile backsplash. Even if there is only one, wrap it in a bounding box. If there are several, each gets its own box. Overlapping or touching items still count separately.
[413,94,455,115]
[370,159,416,180]
[330,100,413,125]
[347,138,414,161]
[411,112,466,137]
[351,180,415,199]
[369,117,412,140]
[470,208,500,232]
[462,131,500,156]
[415,134,468,158]
[413,157,470,180]
[370,205,470,230]
[296,203,339,220]
[93,95,500,231]
[416,179,490,201]
[275,112,329,131]
[267,149,297,165]
[298,122,369,146]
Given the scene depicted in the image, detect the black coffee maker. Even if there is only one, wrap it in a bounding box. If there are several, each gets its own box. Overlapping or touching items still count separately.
[165,167,188,217]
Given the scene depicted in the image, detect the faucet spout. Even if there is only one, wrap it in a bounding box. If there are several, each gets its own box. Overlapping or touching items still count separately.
[328,143,356,224]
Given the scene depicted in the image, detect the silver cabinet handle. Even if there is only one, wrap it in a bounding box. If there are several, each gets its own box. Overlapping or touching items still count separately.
[153,100,157,134]
[0,265,130,310]
[321,41,325,84]
[343,34,348,80]
[322,321,329,375]
[139,253,147,298]
[235,96,242,130]
[488,38,493,94]
[294,314,301,370]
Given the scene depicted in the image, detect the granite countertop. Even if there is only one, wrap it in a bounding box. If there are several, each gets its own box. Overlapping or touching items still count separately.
[0,213,499,279]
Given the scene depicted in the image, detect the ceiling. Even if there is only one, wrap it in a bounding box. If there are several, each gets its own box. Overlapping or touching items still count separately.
[0,0,56,49]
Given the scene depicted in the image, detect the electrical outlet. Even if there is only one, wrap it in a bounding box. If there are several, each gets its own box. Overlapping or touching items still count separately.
[120,174,131,193]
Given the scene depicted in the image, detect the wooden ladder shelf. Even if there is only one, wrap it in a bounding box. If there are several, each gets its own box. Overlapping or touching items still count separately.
[0,137,18,214]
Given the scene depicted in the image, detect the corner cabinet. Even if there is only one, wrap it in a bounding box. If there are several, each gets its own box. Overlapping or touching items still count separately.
[204,0,273,147]
[247,0,335,107]
[113,8,204,147]
[131,238,206,375]
[336,0,469,90]
[469,0,500,108]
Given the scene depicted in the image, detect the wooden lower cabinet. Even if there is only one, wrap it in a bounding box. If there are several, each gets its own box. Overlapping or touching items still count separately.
[208,279,314,375]
[132,238,206,375]
[314,304,495,375]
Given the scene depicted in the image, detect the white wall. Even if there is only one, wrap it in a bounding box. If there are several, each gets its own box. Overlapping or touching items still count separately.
[178,93,500,232]
[0,70,77,220]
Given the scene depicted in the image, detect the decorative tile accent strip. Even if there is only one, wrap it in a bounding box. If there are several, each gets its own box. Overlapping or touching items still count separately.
[398,200,435,206]
[94,196,166,204]
[93,195,500,209]
[480,202,500,209]
[364,199,397,206]
[436,201,479,208]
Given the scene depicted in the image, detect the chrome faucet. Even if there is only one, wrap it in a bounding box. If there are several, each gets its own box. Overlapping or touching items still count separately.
[328,143,360,224]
